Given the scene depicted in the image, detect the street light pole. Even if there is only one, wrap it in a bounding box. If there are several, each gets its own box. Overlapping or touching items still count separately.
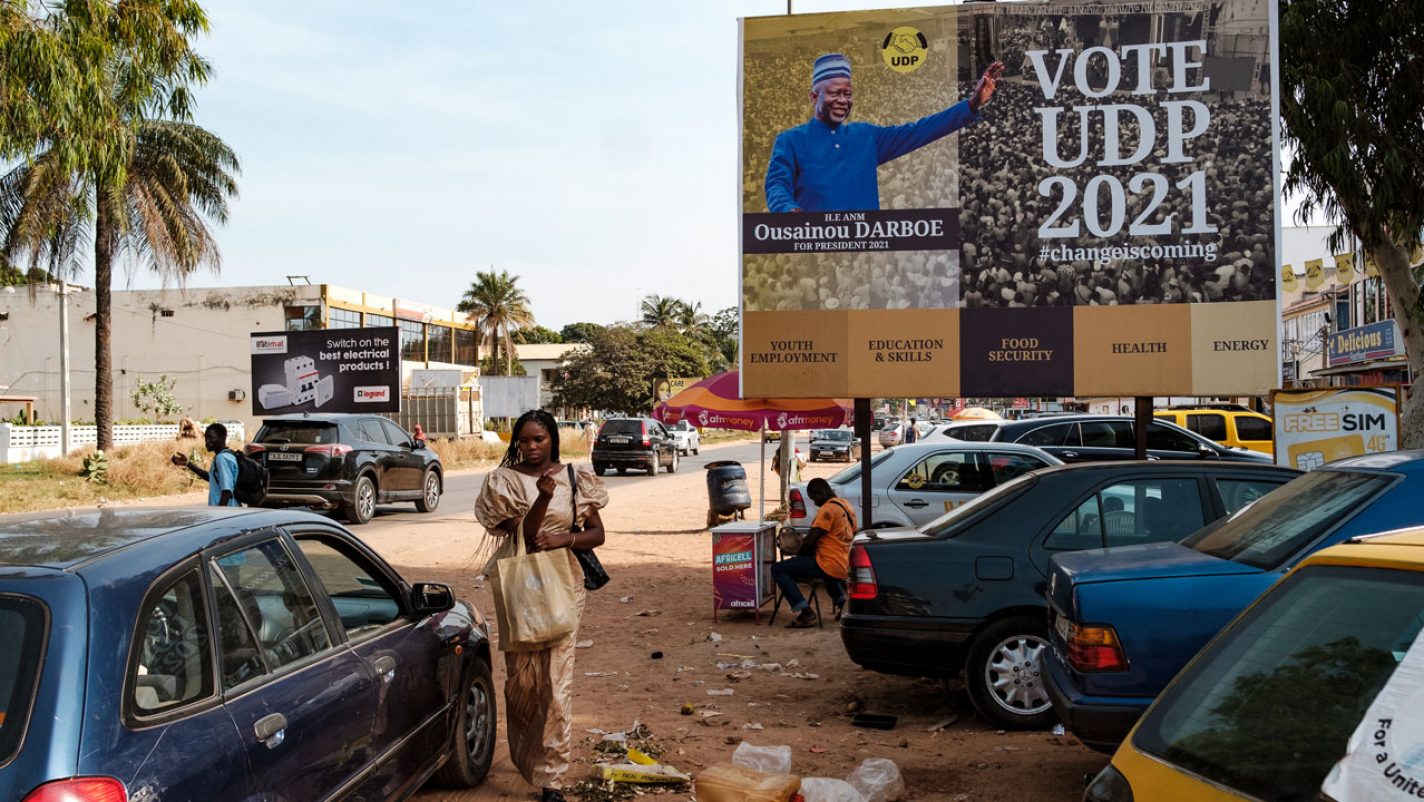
[58,280,72,455]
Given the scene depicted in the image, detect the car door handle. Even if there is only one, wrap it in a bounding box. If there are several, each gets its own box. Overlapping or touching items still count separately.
[254,713,287,748]
[1060,451,1079,459]
[903,499,929,508]
[374,655,397,679]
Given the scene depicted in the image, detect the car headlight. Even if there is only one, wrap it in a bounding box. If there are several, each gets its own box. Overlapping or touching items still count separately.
[1083,764,1133,802]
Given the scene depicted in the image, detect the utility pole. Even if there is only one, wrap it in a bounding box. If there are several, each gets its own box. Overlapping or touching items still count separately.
[58,280,72,456]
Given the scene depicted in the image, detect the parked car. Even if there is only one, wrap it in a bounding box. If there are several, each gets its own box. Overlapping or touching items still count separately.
[591,417,679,476]
[250,413,443,525]
[808,428,860,462]
[842,460,1299,729]
[1046,451,1424,753]
[921,420,1005,443]
[791,441,1061,531]
[1085,527,1424,802]
[878,423,903,448]
[984,414,1273,464]
[1153,407,1274,456]
[667,420,701,456]
[0,507,495,802]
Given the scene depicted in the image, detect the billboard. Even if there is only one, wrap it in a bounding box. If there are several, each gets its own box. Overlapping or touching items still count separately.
[1272,387,1399,471]
[1327,320,1404,368]
[739,0,1279,398]
[249,327,400,414]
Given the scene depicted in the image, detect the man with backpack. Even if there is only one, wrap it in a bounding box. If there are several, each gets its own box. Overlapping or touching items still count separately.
[171,422,241,506]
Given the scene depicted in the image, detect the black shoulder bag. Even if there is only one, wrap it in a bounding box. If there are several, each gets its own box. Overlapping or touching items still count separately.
[567,464,610,591]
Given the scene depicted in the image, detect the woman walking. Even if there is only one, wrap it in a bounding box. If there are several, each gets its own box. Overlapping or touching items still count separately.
[475,409,608,802]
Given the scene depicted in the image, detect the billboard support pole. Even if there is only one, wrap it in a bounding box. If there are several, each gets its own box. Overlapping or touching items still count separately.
[855,398,872,531]
[1134,396,1152,459]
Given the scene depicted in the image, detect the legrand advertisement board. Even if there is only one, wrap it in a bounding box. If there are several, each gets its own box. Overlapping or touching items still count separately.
[249,327,401,414]
[739,0,1279,398]
[1272,387,1400,471]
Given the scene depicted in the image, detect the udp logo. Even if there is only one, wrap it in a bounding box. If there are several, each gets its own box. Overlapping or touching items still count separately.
[882,26,928,73]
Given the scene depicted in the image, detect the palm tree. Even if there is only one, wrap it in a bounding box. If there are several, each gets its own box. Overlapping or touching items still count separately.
[675,299,711,330]
[640,295,681,329]
[1,119,238,451]
[458,269,535,376]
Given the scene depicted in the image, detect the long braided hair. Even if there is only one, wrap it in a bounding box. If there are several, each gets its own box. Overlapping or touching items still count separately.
[500,409,561,468]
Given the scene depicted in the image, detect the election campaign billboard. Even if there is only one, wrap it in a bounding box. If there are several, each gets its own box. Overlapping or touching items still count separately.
[249,327,401,414]
[739,0,1279,398]
[1272,387,1399,471]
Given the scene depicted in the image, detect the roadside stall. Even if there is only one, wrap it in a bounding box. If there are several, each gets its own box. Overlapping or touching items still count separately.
[653,370,850,621]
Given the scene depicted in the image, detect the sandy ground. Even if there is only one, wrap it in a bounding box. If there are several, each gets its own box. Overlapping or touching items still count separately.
[374,438,1110,802]
[100,437,1106,799]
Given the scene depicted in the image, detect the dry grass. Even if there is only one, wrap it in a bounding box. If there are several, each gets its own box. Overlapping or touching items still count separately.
[0,437,216,515]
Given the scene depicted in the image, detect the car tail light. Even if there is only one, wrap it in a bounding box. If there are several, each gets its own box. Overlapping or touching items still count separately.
[1064,622,1128,672]
[244,443,265,455]
[789,488,807,519]
[848,545,878,600]
[23,778,128,802]
[640,420,650,447]
[305,444,353,458]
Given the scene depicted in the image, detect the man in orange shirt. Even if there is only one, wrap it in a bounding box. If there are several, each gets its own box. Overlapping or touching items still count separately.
[773,478,858,628]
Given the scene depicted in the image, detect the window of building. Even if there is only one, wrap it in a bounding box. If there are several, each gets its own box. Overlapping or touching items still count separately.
[454,328,478,366]
[365,313,394,329]
[328,308,362,329]
[399,319,425,362]
[284,305,321,331]
[427,325,452,363]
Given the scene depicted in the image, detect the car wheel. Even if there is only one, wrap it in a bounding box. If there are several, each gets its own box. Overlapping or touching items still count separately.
[617,467,627,475]
[433,657,496,787]
[693,445,699,455]
[965,615,1056,730]
[344,475,376,525]
[649,451,660,475]
[593,462,608,476]
[415,469,441,513]
[667,449,679,473]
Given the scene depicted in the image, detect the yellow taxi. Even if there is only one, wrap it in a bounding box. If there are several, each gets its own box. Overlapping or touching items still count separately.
[1085,526,1424,802]
[1153,408,1274,456]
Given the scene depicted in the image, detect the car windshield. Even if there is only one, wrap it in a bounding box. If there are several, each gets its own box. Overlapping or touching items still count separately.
[1182,470,1394,570]
[255,421,339,444]
[829,449,894,485]
[818,430,853,442]
[1133,565,1424,802]
[601,420,643,435]
[920,472,1037,537]
[0,594,46,765]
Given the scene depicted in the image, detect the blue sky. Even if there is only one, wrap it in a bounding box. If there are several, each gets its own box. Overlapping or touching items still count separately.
[114,1,934,329]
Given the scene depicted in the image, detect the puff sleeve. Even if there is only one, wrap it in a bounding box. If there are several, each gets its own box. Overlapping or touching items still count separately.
[474,467,529,537]
[573,463,609,525]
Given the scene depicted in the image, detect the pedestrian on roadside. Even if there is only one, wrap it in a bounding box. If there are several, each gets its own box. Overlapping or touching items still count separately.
[170,422,239,507]
[412,423,426,443]
[474,409,609,802]
[582,419,598,453]
[904,420,919,444]
[772,478,857,628]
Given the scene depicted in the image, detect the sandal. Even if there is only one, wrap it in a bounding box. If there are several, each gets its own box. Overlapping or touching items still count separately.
[786,608,819,629]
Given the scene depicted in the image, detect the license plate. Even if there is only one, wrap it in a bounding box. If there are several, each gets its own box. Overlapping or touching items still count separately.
[607,436,630,444]
[267,452,302,462]
[1054,614,1071,642]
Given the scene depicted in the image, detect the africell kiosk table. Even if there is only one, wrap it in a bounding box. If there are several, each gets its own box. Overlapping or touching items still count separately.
[711,521,777,623]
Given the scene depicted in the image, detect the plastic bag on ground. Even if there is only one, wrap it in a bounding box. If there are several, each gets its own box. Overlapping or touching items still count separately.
[846,757,905,802]
[732,742,794,775]
[799,777,867,802]
[695,762,801,802]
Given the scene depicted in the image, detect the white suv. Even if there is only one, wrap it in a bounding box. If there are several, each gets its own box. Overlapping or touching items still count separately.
[668,420,701,456]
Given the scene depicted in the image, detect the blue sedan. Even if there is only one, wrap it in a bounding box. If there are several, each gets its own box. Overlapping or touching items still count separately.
[0,507,495,801]
[1044,451,1424,753]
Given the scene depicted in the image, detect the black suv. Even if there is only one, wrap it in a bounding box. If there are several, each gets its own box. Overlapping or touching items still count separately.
[249,413,442,525]
[979,415,1273,464]
[591,417,678,476]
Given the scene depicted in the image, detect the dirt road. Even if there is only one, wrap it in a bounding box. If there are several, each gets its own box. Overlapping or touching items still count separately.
[338,438,1107,802]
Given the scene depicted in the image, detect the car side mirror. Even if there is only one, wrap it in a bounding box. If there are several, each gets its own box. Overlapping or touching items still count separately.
[410,582,455,615]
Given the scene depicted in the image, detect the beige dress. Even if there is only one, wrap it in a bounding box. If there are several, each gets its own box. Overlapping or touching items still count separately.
[474,463,608,791]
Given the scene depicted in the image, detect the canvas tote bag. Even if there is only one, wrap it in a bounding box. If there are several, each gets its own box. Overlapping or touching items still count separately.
[491,523,579,652]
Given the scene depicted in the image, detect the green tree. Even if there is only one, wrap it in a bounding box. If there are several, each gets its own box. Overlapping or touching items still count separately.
[457,268,535,376]
[553,324,720,414]
[0,263,54,286]
[560,321,604,343]
[711,306,739,366]
[512,325,563,345]
[1282,0,1424,445]
[130,373,184,419]
[3,0,235,457]
[640,294,682,329]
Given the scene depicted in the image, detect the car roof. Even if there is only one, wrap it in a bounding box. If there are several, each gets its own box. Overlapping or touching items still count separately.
[0,507,308,571]
[880,441,1054,455]
[1028,459,1300,479]
[1301,525,1424,571]
[1322,449,1424,473]
[261,413,373,423]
